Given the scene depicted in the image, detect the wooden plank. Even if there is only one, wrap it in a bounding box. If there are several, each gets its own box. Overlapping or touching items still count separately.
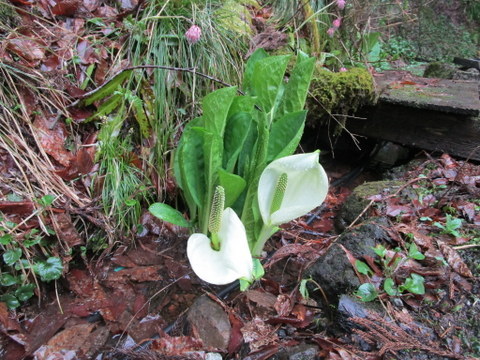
[349,103,480,161]
[454,57,480,71]
[373,71,480,116]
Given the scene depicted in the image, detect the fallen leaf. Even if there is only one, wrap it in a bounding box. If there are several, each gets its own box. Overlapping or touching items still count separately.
[52,0,79,16]
[228,312,244,354]
[438,242,473,278]
[6,38,45,63]
[0,201,35,216]
[33,114,74,167]
[52,212,84,247]
[245,290,277,309]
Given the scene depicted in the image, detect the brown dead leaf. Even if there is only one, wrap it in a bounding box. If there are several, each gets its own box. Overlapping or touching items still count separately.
[34,114,74,167]
[40,55,62,72]
[228,311,244,354]
[245,289,277,309]
[6,38,45,64]
[0,201,35,216]
[396,223,434,249]
[51,212,83,247]
[52,0,80,16]
[438,242,473,278]
[76,39,99,65]
[0,303,23,336]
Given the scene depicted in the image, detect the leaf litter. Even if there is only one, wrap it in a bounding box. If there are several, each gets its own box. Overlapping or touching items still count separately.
[0,0,479,358]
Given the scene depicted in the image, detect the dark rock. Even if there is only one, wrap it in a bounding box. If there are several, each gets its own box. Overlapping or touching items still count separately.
[306,218,390,301]
[367,141,412,170]
[186,296,231,351]
[336,181,405,231]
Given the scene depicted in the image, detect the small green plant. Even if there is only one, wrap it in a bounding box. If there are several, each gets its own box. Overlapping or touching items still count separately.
[354,243,426,302]
[0,214,63,309]
[434,214,463,238]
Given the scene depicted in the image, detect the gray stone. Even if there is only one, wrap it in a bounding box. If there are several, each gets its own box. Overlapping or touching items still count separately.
[187,296,231,351]
[205,353,223,360]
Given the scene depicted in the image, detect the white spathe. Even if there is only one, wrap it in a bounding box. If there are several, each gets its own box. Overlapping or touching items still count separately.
[187,208,253,285]
[258,152,329,226]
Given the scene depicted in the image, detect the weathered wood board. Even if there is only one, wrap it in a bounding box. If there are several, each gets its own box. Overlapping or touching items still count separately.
[347,71,480,161]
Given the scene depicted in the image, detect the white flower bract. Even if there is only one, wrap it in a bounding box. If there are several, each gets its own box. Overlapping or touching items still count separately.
[187,208,253,285]
[258,152,329,226]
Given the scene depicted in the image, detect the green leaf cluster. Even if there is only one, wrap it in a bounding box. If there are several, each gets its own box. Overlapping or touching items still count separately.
[354,243,426,302]
[151,49,315,248]
[1,216,64,309]
[434,214,463,238]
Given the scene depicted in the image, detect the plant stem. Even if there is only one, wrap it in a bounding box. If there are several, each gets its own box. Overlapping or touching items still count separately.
[252,224,279,256]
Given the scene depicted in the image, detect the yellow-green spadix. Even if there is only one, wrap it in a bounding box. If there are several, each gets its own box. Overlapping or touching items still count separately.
[187,208,253,285]
[258,151,329,226]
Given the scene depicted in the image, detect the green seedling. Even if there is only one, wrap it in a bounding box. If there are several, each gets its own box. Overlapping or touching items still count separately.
[434,214,463,238]
[354,242,426,301]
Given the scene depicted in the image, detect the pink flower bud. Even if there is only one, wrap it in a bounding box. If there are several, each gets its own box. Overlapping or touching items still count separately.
[185,25,201,44]
[333,18,342,28]
[336,0,346,10]
[339,67,347,72]
[327,28,336,37]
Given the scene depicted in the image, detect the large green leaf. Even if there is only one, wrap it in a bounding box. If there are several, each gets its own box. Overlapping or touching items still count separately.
[250,55,291,113]
[274,52,315,119]
[149,203,191,228]
[177,126,206,210]
[218,169,246,208]
[224,112,253,172]
[243,48,269,94]
[202,86,237,137]
[267,110,306,161]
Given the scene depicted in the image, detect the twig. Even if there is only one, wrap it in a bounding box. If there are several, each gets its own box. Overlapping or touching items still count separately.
[68,65,243,108]
[453,244,480,250]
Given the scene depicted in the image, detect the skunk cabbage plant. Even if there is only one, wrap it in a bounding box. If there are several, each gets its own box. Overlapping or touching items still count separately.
[149,50,328,287]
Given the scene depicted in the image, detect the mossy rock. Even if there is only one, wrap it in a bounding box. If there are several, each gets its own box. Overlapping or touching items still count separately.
[306,67,377,127]
[423,62,457,79]
[336,180,405,231]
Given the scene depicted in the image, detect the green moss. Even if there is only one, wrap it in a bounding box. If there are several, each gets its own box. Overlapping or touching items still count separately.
[423,62,456,79]
[215,0,256,36]
[306,67,376,127]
